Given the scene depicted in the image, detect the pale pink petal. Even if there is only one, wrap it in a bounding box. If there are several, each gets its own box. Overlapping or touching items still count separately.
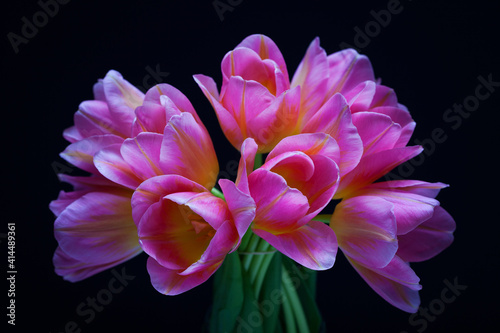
[74,101,123,138]
[326,49,375,96]
[144,83,199,120]
[347,255,422,313]
[397,206,455,262]
[131,175,206,227]
[302,93,363,177]
[132,102,168,136]
[249,169,310,232]
[336,146,423,198]
[160,112,219,189]
[63,126,82,143]
[291,37,329,119]
[352,112,402,156]
[103,70,144,135]
[57,173,117,191]
[236,34,289,82]
[60,134,124,174]
[253,220,337,270]
[92,79,105,101]
[50,190,88,216]
[54,191,141,266]
[94,143,142,189]
[120,133,164,180]
[193,74,244,150]
[343,81,377,112]
[147,256,222,296]
[357,181,447,234]
[331,196,397,268]
[53,246,140,282]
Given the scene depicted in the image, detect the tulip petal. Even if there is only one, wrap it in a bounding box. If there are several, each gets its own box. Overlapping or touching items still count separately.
[194,74,244,150]
[120,132,164,180]
[74,100,125,138]
[147,256,222,296]
[160,112,219,189]
[336,146,423,198]
[131,175,207,227]
[291,37,329,119]
[60,134,124,174]
[352,112,402,156]
[253,220,337,270]
[397,206,455,262]
[347,255,422,313]
[302,93,363,177]
[237,34,289,83]
[326,49,375,96]
[132,102,169,135]
[234,138,258,193]
[331,196,397,268]
[54,191,141,266]
[249,169,310,232]
[103,70,144,134]
[94,143,142,189]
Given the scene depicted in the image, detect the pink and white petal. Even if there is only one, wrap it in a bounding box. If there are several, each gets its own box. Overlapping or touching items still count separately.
[302,93,363,177]
[291,37,329,119]
[347,255,422,313]
[236,34,289,82]
[193,74,244,150]
[60,134,124,174]
[120,133,164,181]
[336,146,424,199]
[234,138,258,193]
[219,178,256,243]
[131,175,206,227]
[352,112,402,156]
[397,206,455,262]
[326,49,375,96]
[249,169,310,233]
[53,246,140,282]
[147,256,221,296]
[103,70,144,134]
[94,144,142,189]
[160,113,219,189]
[253,220,337,270]
[267,132,341,167]
[54,191,141,265]
[331,196,397,268]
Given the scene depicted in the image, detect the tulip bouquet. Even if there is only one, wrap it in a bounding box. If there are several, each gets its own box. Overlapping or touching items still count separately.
[51,34,455,332]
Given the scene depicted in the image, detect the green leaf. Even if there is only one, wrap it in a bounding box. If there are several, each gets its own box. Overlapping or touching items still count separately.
[237,263,264,333]
[209,252,244,333]
[258,253,282,333]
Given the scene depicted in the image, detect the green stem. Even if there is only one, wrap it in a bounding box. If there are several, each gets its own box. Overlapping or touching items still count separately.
[241,232,260,271]
[282,265,310,333]
[210,187,225,200]
[254,153,263,170]
[249,239,271,283]
[282,286,297,333]
[253,250,275,297]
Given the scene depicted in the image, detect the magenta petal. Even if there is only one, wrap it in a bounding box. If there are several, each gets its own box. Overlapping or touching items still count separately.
[326,49,375,95]
[291,37,329,118]
[147,256,222,296]
[347,255,422,313]
[54,191,141,265]
[120,133,164,180]
[219,178,256,244]
[249,169,310,232]
[94,143,142,189]
[302,93,363,177]
[234,138,258,193]
[336,146,423,198]
[145,83,200,121]
[194,74,244,150]
[131,175,206,227]
[74,100,122,138]
[397,206,455,262]
[254,220,337,270]
[236,34,289,82]
[103,70,144,135]
[160,112,219,189]
[60,134,124,174]
[132,102,169,135]
[352,112,402,156]
[331,196,397,268]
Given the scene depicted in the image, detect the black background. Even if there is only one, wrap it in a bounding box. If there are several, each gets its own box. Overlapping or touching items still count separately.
[2,0,499,332]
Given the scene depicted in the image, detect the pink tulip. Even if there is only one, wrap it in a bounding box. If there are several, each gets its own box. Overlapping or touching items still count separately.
[236,135,340,270]
[330,181,455,312]
[52,70,145,281]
